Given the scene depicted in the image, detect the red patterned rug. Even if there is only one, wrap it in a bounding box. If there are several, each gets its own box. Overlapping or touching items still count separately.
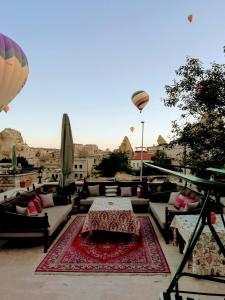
[35,216,170,274]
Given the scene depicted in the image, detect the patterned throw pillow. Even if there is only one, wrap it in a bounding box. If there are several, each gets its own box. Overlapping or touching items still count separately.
[16,205,27,216]
[32,195,42,213]
[174,194,186,210]
[120,187,132,197]
[105,185,118,197]
[174,193,197,210]
[39,193,55,208]
[27,201,38,216]
[88,185,100,196]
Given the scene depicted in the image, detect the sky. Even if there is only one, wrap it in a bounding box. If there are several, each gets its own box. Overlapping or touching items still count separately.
[1,0,225,151]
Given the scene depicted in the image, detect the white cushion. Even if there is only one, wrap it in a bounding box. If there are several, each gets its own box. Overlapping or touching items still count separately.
[39,193,55,208]
[105,185,118,197]
[168,191,179,205]
[16,205,27,216]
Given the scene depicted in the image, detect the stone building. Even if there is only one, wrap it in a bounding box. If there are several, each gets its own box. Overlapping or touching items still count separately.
[0,129,106,179]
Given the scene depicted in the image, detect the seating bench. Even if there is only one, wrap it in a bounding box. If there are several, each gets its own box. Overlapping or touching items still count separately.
[76,180,149,213]
[149,187,202,243]
[0,183,76,252]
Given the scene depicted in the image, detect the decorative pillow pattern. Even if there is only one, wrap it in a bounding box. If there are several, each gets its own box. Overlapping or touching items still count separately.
[105,185,118,197]
[39,193,55,208]
[33,195,42,213]
[88,185,100,196]
[174,193,199,210]
[27,201,38,216]
[174,194,186,210]
[16,205,27,216]
[120,187,132,197]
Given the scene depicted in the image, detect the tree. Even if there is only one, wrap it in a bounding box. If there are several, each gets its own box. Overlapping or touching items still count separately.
[152,150,172,165]
[163,55,225,174]
[17,156,30,168]
[95,151,131,177]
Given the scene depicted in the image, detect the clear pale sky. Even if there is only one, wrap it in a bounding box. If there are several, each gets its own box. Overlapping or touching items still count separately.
[1,0,225,151]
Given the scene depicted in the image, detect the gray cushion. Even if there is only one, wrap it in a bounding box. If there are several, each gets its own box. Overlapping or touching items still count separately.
[39,204,72,236]
[149,202,166,229]
[130,197,149,206]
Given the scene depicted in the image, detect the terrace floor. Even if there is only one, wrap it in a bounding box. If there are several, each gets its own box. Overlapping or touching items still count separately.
[0,214,224,300]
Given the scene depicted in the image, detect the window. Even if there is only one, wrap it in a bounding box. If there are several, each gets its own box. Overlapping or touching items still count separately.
[75,165,77,169]
[79,165,82,169]
[80,174,83,178]
[75,174,78,178]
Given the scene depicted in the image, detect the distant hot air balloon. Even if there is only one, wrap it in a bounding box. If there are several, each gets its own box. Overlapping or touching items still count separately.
[130,126,135,133]
[188,15,194,23]
[0,33,29,112]
[131,90,149,113]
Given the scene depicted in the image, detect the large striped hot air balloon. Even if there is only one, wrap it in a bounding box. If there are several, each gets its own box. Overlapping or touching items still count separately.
[131,90,149,113]
[0,33,29,112]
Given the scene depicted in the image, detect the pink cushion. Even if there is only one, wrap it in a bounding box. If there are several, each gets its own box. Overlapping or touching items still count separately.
[174,194,186,210]
[32,196,42,213]
[27,201,38,216]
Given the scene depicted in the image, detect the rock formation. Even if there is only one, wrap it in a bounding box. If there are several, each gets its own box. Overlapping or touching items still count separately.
[0,128,106,169]
[118,136,133,159]
[157,135,167,145]
[0,128,28,158]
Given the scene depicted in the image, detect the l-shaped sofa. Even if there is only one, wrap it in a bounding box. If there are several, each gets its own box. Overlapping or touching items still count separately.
[0,183,76,252]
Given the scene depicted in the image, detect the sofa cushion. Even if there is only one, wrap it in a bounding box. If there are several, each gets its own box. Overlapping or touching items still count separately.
[130,197,149,206]
[220,197,225,206]
[168,192,180,205]
[16,205,27,216]
[105,186,118,197]
[27,201,39,216]
[39,204,72,236]
[88,185,100,196]
[39,193,55,208]
[185,201,200,212]
[80,197,96,206]
[174,194,186,210]
[149,202,166,229]
[120,187,132,197]
[33,196,42,213]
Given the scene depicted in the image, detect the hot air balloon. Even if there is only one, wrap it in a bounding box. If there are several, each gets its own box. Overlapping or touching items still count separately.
[130,126,135,133]
[0,33,29,112]
[2,105,9,113]
[131,90,149,113]
[188,15,194,23]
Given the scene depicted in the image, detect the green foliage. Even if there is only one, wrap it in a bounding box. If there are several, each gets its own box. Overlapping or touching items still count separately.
[95,151,131,177]
[163,55,225,171]
[152,150,172,165]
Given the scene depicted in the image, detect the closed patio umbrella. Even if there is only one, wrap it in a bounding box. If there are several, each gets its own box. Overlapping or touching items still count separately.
[11,145,17,173]
[59,113,74,188]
